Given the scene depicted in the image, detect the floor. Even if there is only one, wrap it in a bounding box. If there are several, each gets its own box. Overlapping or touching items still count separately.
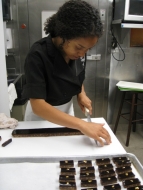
[110,124,143,166]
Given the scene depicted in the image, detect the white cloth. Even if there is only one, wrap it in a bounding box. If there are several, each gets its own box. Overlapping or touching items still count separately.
[116,81,143,91]
[0,113,18,129]
[8,83,17,111]
[24,99,74,121]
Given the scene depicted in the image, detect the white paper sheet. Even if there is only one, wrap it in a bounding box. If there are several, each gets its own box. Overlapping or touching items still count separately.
[0,159,142,190]
[116,81,143,90]
[6,28,13,49]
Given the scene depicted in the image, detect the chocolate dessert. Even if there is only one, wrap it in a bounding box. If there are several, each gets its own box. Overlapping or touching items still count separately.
[115,160,131,167]
[123,178,141,188]
[81,180,97,188]
[103,183,121,190]
[81,188,97,190]
[96,158,110,165]
[61,168,76,175]
[112,157,128,163]
[60,160,74,168]
[116,166,132,174]
[99,169,116,178]
[80,172,95,180]
[98,164,113,172]
[59,175,75,182]
[59,181,76,190]
[78,160,92,167]
[118,172,135,181]
[127,186,143,190]
[80,166,95,174]
[100,176,117,186]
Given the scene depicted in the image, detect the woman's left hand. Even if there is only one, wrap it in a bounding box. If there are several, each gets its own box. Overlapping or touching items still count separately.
[77,92,92,115]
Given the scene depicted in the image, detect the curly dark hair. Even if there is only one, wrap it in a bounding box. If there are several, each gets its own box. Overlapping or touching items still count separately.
[44,0,103,40]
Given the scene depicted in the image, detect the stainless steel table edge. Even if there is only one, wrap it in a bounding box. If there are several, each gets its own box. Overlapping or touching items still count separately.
[0,153,142,176]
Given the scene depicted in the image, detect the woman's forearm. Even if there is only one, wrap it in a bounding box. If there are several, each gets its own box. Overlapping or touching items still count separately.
[30,98,112,145]
[30,98,86,131]
[79,84,86,95]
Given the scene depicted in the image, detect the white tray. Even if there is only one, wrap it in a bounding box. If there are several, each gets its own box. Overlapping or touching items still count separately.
[0,153,143,190]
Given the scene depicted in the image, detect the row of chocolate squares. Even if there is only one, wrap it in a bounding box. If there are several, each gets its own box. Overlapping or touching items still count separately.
[60,165,133,176]
[59,171,141,186]
[60,170,137,181]
[59,179,143,190]
[60,157,131,168]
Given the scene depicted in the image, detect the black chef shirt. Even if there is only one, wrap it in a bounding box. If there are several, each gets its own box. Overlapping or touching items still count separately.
[22,35,86,106]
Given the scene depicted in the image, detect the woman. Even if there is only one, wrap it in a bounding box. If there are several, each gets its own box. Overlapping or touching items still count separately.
[22,0,111,146]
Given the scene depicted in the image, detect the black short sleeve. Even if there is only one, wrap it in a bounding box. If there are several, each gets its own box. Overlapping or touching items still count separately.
[22,50,47,99]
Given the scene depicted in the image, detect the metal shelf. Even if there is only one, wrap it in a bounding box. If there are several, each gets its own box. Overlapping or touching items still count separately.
[112,19,143,28]
[112,20,143,43]
[121,23,143,28]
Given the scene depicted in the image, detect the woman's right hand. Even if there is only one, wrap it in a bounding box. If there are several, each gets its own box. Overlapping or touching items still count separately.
[79,121,112,146]
[30,99,111,146]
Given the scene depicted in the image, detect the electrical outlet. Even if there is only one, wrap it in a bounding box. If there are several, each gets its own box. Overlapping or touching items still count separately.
[100,9,106,21]
[87,54,101,61]
[113,48,119,53]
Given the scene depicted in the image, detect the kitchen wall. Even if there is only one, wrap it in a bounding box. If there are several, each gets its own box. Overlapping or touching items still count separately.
[12,0,113,120]
[0,0,10,116]
[108,29,143,126]
[5,0,21,75]
[4,0,143,124]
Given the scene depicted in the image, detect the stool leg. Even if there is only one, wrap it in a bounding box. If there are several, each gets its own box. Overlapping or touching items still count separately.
[113,91,126,134]
[132,93,138,132]
[126,93,136,146]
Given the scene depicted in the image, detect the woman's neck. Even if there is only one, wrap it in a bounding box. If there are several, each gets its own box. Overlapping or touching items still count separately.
[52,37,69,64]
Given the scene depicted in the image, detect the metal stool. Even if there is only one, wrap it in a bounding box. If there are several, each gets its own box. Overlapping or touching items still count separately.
[113,82,143,147]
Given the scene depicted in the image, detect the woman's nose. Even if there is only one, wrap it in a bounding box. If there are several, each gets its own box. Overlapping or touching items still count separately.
[77,51,86,57]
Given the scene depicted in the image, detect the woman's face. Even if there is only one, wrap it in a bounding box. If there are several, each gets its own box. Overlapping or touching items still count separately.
[62,36,98,60]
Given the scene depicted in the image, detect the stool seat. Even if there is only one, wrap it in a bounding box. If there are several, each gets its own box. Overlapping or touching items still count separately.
[113,81,143,146]
[116,81,143,91]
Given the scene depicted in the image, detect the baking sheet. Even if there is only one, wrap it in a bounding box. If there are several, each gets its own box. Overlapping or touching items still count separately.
[0,153,143,190]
